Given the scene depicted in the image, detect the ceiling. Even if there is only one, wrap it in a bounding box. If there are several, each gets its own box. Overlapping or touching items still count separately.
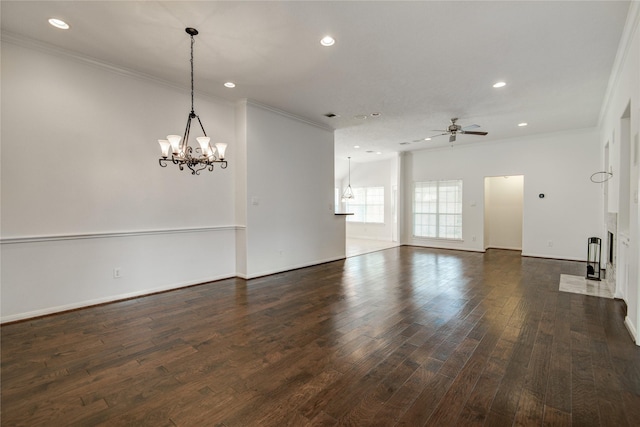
[1,1,631,176]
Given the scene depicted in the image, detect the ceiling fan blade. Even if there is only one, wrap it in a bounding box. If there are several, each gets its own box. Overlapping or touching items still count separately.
[428,132,449,138]
[432,129,448,132]
[462,124,480,131]
[461,131,488,136]
[449,134,456,143]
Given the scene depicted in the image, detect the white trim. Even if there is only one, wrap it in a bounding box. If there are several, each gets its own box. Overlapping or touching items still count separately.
[485,245,522,251]
[0,274,235,324]
[243,99,333,132]
[598,1,640,127]
[407,241,484,253]
[411,237,465,243]
[243,255,346,280]
[521,252,585,262]
[0,30,232,106]
[624,316,639,346]
[415,127,597,155]
[0,226,244,244]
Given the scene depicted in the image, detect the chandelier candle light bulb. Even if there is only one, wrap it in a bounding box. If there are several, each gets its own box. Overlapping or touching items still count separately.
[196,136,211,153]
[157,28,228,174]
[158,139,171,157]
[215,143,227,160]
[166,135,182,155]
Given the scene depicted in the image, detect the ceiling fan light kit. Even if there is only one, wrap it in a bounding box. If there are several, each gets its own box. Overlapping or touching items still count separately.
[158,27,228,175]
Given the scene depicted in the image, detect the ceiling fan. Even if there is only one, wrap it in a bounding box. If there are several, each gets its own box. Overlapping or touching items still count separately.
[431,117,488,143]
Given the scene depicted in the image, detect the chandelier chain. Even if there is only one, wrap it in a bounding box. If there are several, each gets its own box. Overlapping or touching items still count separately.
[190,34,195,114]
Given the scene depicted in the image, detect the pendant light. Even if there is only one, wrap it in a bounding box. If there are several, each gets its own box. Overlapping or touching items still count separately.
[341,157,355,201]
[158,28,228,175]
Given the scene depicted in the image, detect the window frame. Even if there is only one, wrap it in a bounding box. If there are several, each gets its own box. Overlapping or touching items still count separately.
[413,179,463,240]
[345,186,385,224]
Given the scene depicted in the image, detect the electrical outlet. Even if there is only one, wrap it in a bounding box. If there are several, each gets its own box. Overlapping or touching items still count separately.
[113,268,122,278]
[548,241,553,247]
[472,236,476,242]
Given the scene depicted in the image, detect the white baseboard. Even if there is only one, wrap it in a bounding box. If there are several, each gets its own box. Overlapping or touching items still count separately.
[1,255,348,323]
[0,274,235,324]
[245,255,347,279]
[521,252,585,262]
[624,316,639,346]
[485,245,522,251]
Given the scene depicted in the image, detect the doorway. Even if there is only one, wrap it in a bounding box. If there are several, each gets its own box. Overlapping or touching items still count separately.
[484,175,524,250]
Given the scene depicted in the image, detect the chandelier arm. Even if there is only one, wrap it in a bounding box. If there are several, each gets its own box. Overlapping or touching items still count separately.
[183,114,193,155]
[159,159,168,167]
[191,162,207,175]
[195,115,207,137]
[220,161,228,169]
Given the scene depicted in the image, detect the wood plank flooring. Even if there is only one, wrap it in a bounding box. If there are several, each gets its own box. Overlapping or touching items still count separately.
[2,247,639,426]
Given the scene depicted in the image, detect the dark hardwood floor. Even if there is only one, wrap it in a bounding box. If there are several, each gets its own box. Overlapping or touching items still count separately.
[2,247,640,426]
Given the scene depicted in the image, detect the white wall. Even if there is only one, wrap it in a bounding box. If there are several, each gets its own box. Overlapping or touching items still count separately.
[1,39,349,321]
[598,3,639,344]
[244,101,345,278]
[342,157,397,241]
[234,101,249,277]
[485,175,524,250]
[402,128,603,260]
[0,39,238,322]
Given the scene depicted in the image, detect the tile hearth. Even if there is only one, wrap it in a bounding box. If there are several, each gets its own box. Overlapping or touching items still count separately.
[559,274,615,299]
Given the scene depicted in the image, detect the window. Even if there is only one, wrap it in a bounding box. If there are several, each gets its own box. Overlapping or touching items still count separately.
[346,187,384,223]
[414,180,462,239]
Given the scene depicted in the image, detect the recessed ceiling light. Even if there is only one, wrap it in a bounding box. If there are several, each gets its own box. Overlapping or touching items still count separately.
[224,82,236,88]
[399,142,411,145]
[365,150,375,153]
[48,18,69,29]
[493,81,506,88]
[320,36,335,47]
[424,137,432,141]
[518,122,528,127]
[370,112,381,117]
[354,145,360,149]
[354,115,368,120]
[376,152,382,155]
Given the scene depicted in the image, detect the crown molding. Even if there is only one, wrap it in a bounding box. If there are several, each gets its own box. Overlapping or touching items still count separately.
[409,126,598,155]
[598,1,640,126]
[243,99,334,132]
[0,30,232,106]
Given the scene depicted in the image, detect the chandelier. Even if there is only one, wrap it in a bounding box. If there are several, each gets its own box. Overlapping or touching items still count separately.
[341,157,354,201]
[158,28,228,175]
